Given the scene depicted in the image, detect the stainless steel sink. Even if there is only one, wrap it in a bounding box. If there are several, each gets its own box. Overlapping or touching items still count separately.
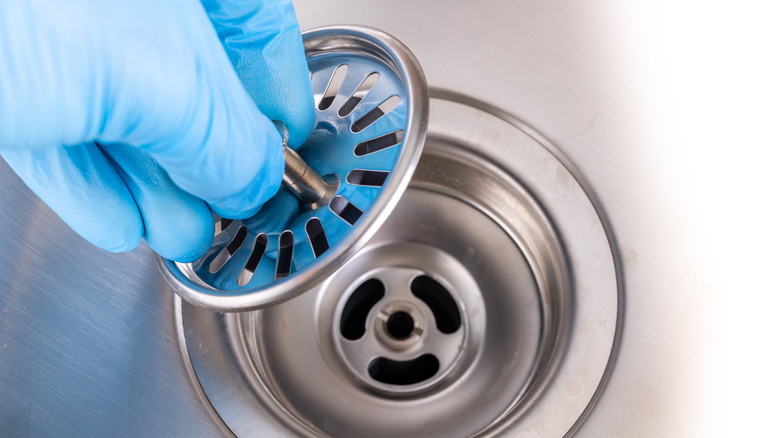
[2,1,777,437]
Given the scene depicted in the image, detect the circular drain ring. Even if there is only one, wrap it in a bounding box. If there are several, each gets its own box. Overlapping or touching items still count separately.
[176,93,622,437]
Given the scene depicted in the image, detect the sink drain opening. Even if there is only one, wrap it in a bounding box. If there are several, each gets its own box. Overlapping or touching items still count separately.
[385,311,415,339]
[340,279,385,341]
[410,275,461,334]
[331,257,472,394]
[368,354,440,385]
[177,94,620,438]
[335,269,466,389]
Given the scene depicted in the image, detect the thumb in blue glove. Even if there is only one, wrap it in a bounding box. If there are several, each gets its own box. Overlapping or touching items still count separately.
[0,0,315,262]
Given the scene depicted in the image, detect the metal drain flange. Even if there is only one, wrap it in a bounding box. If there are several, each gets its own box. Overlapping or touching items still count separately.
[158,26,429,311]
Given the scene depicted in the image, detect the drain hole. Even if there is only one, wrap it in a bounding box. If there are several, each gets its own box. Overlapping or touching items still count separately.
[238,234,268,287]
[214,218,233,236]
[385,311,415,340]
[354,130,404,156]
[346,169,389,187]
[368,355,439,385]
[411,276,461,334]
[330,196,363,226]
[318,64,348,111]
[209,226,247,273]
[351,95,400,133]
[275,231,294,280]
[340,279,385,340]
[305,218,329,258]
[339,72,379,117]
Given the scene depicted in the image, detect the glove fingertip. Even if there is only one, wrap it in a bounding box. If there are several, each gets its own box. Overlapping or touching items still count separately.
[148,210,214,263]
[285,102,316,148]
[99,232,143,254]
[206,170,281,220]
[205,124,284,219]
[85,213,144,254]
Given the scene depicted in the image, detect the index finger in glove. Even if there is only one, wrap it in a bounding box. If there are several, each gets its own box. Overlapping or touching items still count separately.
[201,0,315,147]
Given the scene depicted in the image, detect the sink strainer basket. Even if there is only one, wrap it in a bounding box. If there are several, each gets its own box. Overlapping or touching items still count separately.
[157,26,429,311]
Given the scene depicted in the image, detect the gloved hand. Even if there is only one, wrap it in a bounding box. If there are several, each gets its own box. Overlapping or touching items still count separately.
[0,0,315,262]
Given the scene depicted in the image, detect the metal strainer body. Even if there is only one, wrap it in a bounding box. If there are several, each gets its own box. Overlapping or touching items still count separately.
[157,26,429,311]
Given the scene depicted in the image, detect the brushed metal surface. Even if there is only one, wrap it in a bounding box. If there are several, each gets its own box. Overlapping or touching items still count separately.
[0,158,225,437]
[2,0,778,436]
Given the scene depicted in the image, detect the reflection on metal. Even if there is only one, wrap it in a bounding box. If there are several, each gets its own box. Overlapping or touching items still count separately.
[339,72,380,117]
[282,144,338,208]
[351,95,401,132]
[238,234,268,287]
[318,64,349,111]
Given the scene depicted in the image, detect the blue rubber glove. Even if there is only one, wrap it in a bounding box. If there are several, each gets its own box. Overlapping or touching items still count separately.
[0,0,314,262]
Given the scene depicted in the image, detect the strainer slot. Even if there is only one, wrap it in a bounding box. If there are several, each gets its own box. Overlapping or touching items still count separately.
[351,95,400,133]
[339,72,379,117]
[305,218,330,258]
[214,218,233,236]
[238,234,268,287]
[318,64,349,111]
[346,169,389,187]
[330,196,363,226]
[354,131,404,156]
[208,225,247,274]
[275,231,294,280]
